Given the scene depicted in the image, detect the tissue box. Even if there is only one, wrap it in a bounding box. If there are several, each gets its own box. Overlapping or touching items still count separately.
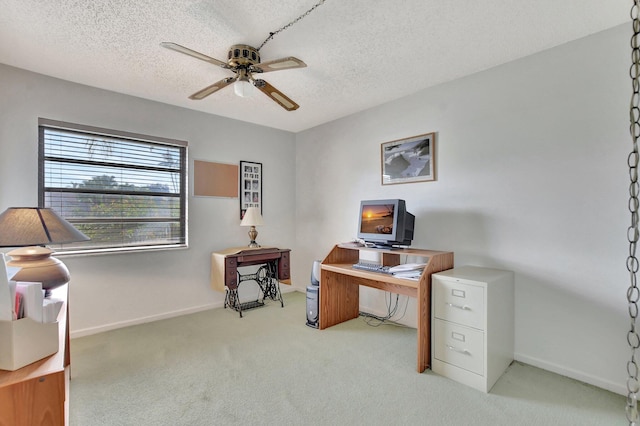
[0,317,59,371]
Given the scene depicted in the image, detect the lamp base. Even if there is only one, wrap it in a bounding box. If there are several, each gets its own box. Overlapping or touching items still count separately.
[6,246,69,295]
[247,226,260,248]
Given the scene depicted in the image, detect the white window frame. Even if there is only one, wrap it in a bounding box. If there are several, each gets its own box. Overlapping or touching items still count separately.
[38,118,188,255]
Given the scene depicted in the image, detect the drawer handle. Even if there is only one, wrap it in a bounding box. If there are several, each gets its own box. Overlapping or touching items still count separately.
[446,303,471,311]
[446,345,470,355]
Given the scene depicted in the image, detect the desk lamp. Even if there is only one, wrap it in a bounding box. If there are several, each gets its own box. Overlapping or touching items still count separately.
[0,207,89,295]
[240,207,263,248]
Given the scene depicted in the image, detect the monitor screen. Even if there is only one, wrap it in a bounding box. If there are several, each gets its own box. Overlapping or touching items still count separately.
[360,203,395,235]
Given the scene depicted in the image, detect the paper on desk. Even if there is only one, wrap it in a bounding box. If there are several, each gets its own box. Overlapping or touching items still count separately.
[16,282,44,323]
[0,254,13,321]
[6,265,20,281]
[388,262,427,273]
[43,298,63,323]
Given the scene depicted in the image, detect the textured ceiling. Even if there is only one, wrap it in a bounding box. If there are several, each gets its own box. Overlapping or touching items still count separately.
[0,0,630,133]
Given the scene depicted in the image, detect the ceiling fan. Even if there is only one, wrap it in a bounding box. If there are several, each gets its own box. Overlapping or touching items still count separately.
[160,42,306,111]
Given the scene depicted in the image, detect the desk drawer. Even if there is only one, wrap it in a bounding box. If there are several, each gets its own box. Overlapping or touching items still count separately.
[433,318,484,375]
[225,258,238,289]
[278,251,290,280]
[433,278,484,328]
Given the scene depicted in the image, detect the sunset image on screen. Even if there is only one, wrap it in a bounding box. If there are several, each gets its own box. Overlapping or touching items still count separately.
[360,204,394,234]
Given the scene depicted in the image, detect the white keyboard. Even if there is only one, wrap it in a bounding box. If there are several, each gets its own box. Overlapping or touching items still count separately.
[352,262,392,274]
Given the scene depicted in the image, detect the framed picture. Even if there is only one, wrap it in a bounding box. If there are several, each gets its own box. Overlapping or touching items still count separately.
[381,132,436,185]
[240,160,262,219]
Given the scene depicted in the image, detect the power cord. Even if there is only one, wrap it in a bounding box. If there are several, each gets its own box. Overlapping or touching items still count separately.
[359,293,410,327]
[347,250,413,327]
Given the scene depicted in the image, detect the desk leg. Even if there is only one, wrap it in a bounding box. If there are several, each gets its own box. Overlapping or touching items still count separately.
[319,270,359,329]
[416,277,430,373]
[225,260,286,318]
[224,287,243,318]
[271,261,284,308]
[257,262,284,308]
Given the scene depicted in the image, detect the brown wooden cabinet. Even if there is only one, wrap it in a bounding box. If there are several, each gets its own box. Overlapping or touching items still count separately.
[0,284,69,426]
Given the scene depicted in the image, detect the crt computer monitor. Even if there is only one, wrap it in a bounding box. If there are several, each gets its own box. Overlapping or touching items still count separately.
[357,199,415,248]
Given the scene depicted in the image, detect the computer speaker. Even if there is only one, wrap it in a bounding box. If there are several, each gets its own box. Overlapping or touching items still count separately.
[310,260,321,286]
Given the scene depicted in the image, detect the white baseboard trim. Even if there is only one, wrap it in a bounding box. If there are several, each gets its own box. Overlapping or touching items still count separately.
[80,288,623,395]
[71,285,299,339]
[291,287,624,395]
[71,302,223,339]
[514,352,625,396]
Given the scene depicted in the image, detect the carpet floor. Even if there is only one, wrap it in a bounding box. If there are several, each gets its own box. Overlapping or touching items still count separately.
[69,291,625,425]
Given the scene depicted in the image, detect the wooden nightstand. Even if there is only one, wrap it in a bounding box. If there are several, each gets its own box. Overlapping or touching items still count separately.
[0,284,69,425]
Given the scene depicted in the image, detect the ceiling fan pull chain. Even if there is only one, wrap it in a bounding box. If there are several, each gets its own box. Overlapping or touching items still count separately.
[257,0,326,51]
[628,2,640,424]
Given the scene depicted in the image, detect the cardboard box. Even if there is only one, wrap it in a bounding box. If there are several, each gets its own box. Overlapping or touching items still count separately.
[0,317,58,371]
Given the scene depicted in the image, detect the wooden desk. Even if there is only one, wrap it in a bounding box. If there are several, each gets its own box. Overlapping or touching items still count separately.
[0,284,70,426]
[211,247,291,317]
[319,244,453,373]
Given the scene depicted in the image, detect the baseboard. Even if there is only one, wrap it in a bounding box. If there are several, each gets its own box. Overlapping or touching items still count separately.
[514,352,625,396]
[296,289,624,396]
[358,298,625,396]
[86,287,620,395]
[72,286,298,339]
[71,302,223,339]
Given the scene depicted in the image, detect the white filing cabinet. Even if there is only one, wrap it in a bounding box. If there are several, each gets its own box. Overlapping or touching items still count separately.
[431,265,514,392]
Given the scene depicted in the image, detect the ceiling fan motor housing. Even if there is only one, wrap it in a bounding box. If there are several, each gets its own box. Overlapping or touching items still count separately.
[228,44,260,67]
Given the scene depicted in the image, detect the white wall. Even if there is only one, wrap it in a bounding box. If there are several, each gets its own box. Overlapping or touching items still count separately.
[294,24,630,394]
[0,64,297,336]
[0,23,632,395]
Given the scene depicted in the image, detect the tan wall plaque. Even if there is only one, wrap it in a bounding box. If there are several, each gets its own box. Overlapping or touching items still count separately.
[193,160,238,198]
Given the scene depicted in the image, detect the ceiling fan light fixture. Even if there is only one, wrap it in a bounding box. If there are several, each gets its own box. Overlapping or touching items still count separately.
[160,0,326,110]
[234,78,254,97]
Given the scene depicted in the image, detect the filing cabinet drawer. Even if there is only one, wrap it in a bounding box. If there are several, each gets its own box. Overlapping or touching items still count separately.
[433,278,484,328]
[432,266,514,392]
[434,318,484,376]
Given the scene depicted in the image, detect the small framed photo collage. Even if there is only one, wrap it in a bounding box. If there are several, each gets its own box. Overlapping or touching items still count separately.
[240,160,262,219]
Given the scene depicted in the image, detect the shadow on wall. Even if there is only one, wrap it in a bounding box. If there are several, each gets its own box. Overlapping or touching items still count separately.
[510,266,627,393]
[365,208,627,392]
[413,209,490,263]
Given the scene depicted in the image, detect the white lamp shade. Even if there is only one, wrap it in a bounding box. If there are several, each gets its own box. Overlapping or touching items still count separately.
[234,79,254,97]
[240,207,264,227]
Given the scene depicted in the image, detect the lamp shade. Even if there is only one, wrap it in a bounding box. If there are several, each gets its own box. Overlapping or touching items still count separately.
[0,207,89,247]
[0,207,89,293]
[240,207,264,227]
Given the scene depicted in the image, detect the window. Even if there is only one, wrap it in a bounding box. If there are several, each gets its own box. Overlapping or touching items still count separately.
[38,118,187,254]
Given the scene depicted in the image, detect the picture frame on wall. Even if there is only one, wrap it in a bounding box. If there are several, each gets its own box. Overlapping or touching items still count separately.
[381,132,436,185]
[239,160,262,219]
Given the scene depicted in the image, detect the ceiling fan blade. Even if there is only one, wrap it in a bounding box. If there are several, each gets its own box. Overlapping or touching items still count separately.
[189,77,236,100]
[160,42,229,68]
[253,79,300,111]
[252,57,307,73]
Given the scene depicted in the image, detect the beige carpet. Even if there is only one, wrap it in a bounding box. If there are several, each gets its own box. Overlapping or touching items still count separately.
[69,291,624,425]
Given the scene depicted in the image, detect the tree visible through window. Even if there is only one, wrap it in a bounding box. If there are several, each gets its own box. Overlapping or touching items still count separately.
[38,119,188,254]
